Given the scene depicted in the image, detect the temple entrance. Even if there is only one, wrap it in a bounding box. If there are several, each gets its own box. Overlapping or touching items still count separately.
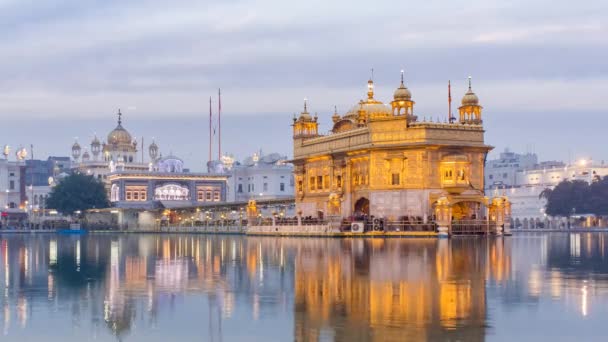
[354,197,370,218]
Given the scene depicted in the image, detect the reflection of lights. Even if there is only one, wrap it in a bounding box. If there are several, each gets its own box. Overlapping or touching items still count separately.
[528,268,542,297]
[550,271,562,299]
[570,234,581,258]
[76,240,81,270]
[581,284,588,317]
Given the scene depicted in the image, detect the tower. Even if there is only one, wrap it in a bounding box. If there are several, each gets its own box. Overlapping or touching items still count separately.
[459,77,483,125]
[72,140,82,161]
[292,99,319,138]
[149,140,159,161]
[91,135,101,160]
[391,70,415,117]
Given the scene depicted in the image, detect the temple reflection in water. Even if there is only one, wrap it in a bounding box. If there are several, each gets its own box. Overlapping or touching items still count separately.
[1,233,608,341]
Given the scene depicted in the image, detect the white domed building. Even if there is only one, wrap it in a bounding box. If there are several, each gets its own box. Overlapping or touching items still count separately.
[71,110,155,181]
[71,110,229,214]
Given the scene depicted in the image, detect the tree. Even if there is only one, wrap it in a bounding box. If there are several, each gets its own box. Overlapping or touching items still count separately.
[589,176,608,216]
[545,180,590,217]
[46,173,109,216]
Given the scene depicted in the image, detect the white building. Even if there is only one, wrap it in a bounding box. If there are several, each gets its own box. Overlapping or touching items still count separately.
[485,149,538,189]
[71,110,157,182]
[0,158,25,210]
[503,159,608,228]
[218,152,294,202]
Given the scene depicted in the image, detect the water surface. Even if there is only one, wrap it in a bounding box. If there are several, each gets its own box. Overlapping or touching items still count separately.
[0,232,606,341]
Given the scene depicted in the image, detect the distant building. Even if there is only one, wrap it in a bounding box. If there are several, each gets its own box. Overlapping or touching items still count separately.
[108,153,228,210]
[228,152,294,202]
[493,156,608,228]
[485,149,538,189]
[70,110,157,182]
[24,157,71,186]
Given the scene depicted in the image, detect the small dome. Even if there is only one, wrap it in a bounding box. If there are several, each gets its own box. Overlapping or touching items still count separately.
[394,72,412,101]
[72,141,81,150]
[461,77,480,106]
[393,84,412,101]
[461,89,479,106]
[82,151,90,160]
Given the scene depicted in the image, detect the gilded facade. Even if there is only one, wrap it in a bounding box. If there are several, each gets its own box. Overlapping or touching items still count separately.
[292,73,492,224]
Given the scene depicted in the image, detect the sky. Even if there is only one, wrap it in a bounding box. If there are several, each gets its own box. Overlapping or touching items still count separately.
[0,0,606,170]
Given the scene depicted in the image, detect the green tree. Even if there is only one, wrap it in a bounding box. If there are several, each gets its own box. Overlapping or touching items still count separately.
[545,180,590,217]
[46,173,109,216]
[589,176,608,216]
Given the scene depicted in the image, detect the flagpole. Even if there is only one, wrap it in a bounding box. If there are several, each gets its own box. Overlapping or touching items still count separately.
[218,88,221,160]
[209,97,213,165]
[448,80,452,123]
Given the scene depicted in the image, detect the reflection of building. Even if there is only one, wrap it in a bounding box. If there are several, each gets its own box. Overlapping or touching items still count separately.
[293,238,493,342]
[291,74,492,221]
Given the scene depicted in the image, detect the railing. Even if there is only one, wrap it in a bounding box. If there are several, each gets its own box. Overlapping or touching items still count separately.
[451,220,496,235]
[337,219,436,232]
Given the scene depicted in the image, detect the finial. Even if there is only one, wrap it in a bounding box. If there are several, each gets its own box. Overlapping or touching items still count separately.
[468,76,472,90]
[304,98,308,112]
[117,109,122,125]
[334,105,338,114]
[400,69,404,85]
[371,68,374,81]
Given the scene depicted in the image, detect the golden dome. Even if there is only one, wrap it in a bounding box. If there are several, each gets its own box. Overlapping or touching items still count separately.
[394,71,412,100]
[297,99,313,121]
[107,110,133,145]
[394,84,412,101]
[461,77,480,106]
[462,89,479,106]
[344,101,391,118]
[108,125,133,145]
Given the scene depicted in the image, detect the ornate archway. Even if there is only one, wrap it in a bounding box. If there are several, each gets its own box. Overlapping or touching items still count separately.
[354,197,369,216]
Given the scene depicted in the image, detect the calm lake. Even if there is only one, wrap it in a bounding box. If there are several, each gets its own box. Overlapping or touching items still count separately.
[0,232,606,341]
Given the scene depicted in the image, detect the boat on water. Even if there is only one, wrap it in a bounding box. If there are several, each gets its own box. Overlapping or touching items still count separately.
[57,223,87,235]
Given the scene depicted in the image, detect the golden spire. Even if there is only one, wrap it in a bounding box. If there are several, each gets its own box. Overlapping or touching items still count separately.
[332,105,340,123]
[367,68,375,100]
[468,76,472,90]
[367,79,374,100]
[400,69,404,85]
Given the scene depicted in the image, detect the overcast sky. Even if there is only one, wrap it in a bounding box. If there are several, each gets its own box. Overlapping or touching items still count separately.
[0,0,606,170]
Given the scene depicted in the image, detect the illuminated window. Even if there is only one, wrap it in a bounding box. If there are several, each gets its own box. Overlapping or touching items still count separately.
[323,176,329,189]
[126,192,132,200]
[206,191,212,201]
[213,191,220,201]
[317,176,323,189]
[198,191,204,201]
[337,175,342,188]
[310,177,316,191]
[298,180,303,193]
[133,192,139,200]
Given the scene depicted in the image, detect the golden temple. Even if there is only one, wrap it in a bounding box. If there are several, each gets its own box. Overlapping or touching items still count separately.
[290,72,510,236]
